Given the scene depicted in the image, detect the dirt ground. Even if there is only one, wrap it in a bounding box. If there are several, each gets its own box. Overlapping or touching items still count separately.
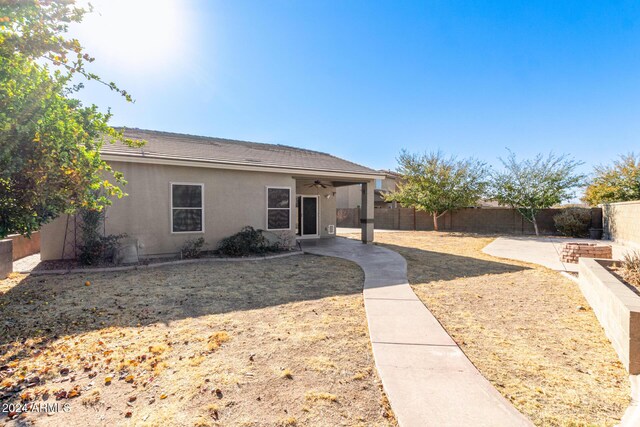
[344,231,630,427]
[0,255,396,426]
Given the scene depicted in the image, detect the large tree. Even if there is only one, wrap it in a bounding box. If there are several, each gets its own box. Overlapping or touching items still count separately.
[386,150,489,230]
[490,151,585,235]
[0,1,140,238]
[583,153,640,205]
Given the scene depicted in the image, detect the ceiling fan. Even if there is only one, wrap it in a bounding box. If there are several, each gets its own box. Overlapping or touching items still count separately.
[304,180,330,189]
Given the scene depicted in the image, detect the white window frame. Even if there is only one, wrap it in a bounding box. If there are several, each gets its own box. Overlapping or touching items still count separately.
[266,186,292,231]
[170,182,205,234]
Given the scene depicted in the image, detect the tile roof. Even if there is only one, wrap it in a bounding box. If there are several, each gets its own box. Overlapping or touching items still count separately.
[101,128,380,176]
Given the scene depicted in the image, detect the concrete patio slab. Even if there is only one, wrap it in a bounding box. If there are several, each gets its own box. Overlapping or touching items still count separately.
[302,237,532,427]
[483,236,633,272]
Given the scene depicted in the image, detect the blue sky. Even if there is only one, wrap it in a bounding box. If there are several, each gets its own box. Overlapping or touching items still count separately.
[74,0,640,175]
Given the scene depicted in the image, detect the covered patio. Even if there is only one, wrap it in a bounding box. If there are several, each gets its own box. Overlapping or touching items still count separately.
[293,177,379,244]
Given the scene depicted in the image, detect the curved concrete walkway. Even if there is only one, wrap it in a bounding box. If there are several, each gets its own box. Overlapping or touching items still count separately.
[302,238,532,427]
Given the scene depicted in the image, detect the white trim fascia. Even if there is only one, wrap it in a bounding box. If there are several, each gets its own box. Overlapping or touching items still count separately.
[102,153,385,181]
[170,182,205,234]
[266,186,292,231]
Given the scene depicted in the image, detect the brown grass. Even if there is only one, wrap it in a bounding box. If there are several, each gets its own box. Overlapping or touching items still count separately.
[0,255,396,426]
[344,231,630,427]
[620,251,640,289]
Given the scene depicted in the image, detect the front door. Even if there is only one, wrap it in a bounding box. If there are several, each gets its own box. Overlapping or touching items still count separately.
[297,196,319,238]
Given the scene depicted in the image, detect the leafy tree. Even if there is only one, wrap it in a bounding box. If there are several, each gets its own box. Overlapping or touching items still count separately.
[386,151,489,230]
[490,151,585,235]
[0,1,141,238]
[583,153,640,205]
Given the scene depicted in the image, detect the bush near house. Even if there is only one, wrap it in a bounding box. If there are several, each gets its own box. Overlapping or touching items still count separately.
[78,209,126,265]
[180,237,206,259]
[553,207,592,237]
[218,226,281,257]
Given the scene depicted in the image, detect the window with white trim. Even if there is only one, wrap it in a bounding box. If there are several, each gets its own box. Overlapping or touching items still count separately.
[171,183,204,233]
[266,187,291,230]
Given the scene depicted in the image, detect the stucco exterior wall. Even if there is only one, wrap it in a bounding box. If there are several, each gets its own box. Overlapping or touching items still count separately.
[41,161,315,260]
[603,201,640,248]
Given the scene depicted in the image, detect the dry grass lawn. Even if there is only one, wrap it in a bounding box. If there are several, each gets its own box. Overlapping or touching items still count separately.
[0,255,396,426]
[344,231,630,427]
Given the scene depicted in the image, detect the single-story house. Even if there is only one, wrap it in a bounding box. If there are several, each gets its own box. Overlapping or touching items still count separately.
[40,129,384,260]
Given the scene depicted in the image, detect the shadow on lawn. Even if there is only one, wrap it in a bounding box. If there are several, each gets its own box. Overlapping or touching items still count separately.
[0,255,364,349]
[0,244,527,349]
[373,241,530,284]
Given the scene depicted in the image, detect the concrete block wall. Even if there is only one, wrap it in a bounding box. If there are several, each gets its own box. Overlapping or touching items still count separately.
[603,201,640,248]
[578,258,640,374]
[337,207,603,235]
[0,239,13,279]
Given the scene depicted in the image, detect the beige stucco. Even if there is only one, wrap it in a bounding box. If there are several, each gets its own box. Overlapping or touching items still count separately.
[41,161,345,260]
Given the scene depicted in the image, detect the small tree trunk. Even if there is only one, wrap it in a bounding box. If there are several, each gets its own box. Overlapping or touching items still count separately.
[433,212,439,231]
[532,217,539,236]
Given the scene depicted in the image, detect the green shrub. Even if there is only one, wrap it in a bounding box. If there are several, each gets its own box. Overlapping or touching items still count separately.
[180,237,206,259]
[218,226,278,257]
[621,251,640,288]
[78,208,126,265]
[553,207,592,237]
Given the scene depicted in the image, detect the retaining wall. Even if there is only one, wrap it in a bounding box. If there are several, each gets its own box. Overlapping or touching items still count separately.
[0,239,12,279]
[578,258,640,374]
[7,232,40,261]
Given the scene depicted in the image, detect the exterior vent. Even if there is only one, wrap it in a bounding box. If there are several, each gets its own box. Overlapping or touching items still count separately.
[328,225,335,235]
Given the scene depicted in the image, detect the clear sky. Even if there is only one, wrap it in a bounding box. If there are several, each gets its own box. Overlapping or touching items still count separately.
[73,0,640,175]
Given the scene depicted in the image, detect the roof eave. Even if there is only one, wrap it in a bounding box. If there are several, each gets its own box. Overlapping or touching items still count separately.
[101,152,386,181]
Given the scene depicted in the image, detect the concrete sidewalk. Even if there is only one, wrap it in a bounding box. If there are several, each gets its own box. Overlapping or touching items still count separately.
[302,238,532,427]
[483,236,633,272]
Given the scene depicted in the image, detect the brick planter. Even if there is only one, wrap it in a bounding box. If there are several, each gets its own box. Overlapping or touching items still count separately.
[560,242,612,264]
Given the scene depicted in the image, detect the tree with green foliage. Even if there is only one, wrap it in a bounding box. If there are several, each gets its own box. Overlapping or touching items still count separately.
[490,151,585,235]
[583,153,640,205]
[0,0,141,238]
[385,150,489,230]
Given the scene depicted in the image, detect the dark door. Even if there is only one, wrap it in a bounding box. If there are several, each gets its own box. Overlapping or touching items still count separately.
[301,196,318,236]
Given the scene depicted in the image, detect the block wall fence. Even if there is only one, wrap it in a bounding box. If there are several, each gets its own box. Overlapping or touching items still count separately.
[337,207,603,235]
[603,201,640,248]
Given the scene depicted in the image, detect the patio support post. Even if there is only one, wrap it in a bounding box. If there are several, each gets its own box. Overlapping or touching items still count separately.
[360,181,374,243]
